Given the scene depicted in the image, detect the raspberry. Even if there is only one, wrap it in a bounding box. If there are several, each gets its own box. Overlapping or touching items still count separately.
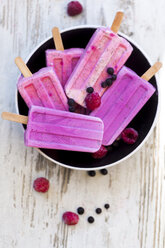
[92,145,108,159]
[63,211,79,225]
[85,92,101,110]
[67,1,83,16]
[121,128,138,144]
[33,177,49,193]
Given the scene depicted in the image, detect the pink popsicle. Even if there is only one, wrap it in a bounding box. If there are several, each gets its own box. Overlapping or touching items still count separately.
[46,27,84,87]
[65,12,133,107]
[16,57,68,111]
[90,63,162,146]
[2,107,104,152]
[46,48,84,87]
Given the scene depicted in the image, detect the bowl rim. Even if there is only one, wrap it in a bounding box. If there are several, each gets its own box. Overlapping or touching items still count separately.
[15,24,160,171]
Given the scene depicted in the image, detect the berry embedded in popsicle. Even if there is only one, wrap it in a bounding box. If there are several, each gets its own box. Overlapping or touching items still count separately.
[46,27,84,87]
[101,68,117,89]
[90,62,162,146]
[16,57,68,111]
[2,106,104,153]
[65,11,133,108]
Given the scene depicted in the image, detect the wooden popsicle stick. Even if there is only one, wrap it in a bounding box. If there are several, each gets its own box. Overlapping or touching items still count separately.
[1,112,28,125]
[52,27,64,51]
[141,62,162,81]
[15,57,33,78]
[111,11,124,33]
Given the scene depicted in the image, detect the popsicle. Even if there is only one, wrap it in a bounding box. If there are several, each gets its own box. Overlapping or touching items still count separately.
[65,11,133,107]
[2,106,104,152]
[46,27,84,87]
[16,57,68,110]
[90,62,162,146]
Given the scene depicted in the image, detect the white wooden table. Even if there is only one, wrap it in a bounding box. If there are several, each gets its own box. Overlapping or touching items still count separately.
[0,0,164,247]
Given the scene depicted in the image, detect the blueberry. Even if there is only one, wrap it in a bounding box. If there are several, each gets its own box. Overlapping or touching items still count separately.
[101,81,108,88]
[106,146,113,152]
[88,171,96,177]
[111,74,117,81]
[104,204,110,209]
[107,67,114,75]
[100,169,108,175]
[105,78,113,86]
[112,141,120,147]
[68,98,76,106]
[77,207,84,215]
[88,216,94,223]
[96,208,102,214]
[69,106,76,112]
[86,87,94,93]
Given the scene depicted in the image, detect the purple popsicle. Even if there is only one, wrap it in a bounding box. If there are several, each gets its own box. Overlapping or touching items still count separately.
[90,62,162,146]
[2,106,104,153]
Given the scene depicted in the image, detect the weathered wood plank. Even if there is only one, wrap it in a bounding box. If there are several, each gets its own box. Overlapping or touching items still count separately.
[0,0,164,247]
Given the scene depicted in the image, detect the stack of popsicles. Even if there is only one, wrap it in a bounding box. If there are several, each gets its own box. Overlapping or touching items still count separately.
[2,12,162,156]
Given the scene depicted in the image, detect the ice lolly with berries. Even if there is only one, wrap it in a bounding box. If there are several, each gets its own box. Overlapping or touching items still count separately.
[90,62,162,146]
[16,57,68,110]
[46,27,84,87]
[65,11,133,107]
[2,106,103,152]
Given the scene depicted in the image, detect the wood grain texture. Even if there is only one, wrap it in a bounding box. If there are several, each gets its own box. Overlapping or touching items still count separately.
[0,0,164,247]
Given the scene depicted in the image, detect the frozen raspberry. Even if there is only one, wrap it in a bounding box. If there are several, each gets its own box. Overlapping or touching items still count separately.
[67,1,83,16]
[92,145,108,159]
[85,92,101,110]
[33,177,49,193]
[63,211,79,225]
[121,128,138,144]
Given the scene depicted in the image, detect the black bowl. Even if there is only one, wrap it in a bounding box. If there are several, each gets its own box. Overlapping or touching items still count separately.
[16,26,159,170]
